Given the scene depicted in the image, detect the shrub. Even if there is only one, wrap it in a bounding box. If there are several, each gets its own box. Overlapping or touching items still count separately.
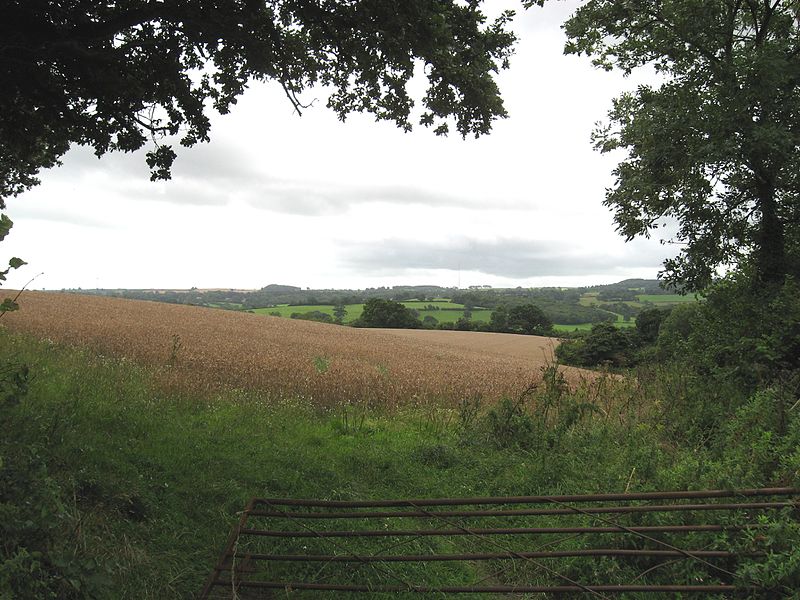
[556,322,634,367]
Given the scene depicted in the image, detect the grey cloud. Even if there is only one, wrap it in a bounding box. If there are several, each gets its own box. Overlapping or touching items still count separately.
[247,183,349,216]
[9,202,115,229]
[51,138,257,183]
[120,179,230,207]
[244,181,523,215]
[170,144,261,183]
[43,144,526,214]
[54,146,150,180]
[341,237,671,279]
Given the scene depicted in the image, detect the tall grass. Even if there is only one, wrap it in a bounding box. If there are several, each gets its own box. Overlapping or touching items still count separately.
[1,330,798,597]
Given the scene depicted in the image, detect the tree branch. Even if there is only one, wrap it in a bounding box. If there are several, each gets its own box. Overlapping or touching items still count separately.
[643,6,723,70]
[133,115,173,134]
[745,0,762,40]
[280,81,314,116]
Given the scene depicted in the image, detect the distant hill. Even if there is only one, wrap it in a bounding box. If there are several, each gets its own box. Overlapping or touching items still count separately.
[585,279,672,295]
[260,284,302,292]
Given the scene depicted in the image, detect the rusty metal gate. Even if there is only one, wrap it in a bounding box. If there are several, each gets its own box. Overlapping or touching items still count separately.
[200,487,799,597]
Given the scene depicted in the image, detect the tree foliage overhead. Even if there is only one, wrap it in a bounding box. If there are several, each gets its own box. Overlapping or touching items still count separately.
[0,0,516,206]
[558,0,800,290]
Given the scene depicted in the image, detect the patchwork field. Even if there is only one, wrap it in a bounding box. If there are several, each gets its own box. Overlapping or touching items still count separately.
[2,292,597,407]
[251,300,492,324]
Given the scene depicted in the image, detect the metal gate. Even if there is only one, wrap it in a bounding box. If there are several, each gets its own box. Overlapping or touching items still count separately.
[200,487,799,597]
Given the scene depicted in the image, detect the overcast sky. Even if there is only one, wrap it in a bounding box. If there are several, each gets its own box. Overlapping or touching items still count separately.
[3,1,673,291]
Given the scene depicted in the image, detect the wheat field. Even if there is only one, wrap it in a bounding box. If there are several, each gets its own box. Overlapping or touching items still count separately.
[2,291,597,407]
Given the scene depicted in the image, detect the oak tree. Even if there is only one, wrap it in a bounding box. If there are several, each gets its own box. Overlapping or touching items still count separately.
[556,0,800,290]
[0,0,516,207]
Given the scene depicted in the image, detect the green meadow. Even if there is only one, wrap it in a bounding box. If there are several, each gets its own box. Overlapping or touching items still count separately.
[250,300,490,325]
[251,303,365,321]
[244,293,702,331]
[636,293,699,304]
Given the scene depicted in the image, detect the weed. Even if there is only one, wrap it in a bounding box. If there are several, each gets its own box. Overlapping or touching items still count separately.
[334,403,370,435]
[456,393,482,443]
[167,333,182,367]
[1,361,110,598]
[312,355,329,374]
[419,403,454,437]
[486,396,535,448]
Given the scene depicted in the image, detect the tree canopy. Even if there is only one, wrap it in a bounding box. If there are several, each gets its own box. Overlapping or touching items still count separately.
[358,298,421,329]
[0,0,516,207]
[559,0,800,291]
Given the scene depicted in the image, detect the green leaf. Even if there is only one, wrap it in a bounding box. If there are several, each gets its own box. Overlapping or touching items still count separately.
[0,298,19,312]
[0,214,12,241]
[8,257,25,269]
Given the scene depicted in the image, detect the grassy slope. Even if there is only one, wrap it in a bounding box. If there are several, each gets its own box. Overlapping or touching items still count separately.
[251,303,365,321]
[252,302,590,329]
[4,326,798,598]
[637,294,699,304]
[0,330,716,598]
[250,302,491,325]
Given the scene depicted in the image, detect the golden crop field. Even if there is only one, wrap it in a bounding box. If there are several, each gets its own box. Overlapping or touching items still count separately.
[2,291,599,407]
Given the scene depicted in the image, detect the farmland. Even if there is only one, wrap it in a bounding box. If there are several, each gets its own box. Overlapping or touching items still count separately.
[0,325,732,599]
[81,280,698,331]
[251,300,493,325]
[2,288,797,597]
[251,303,365,320]
[636,293,699,304]
[228,291,698,331]
[2,291,599,407]
[579,291,697,308]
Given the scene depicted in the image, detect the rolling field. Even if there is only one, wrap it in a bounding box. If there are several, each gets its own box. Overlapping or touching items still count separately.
[401,300,465,309]
[3,292,598,407]
[251,303,365,320]
[250,300,486,325]
[373,328,559,361]
[637,293,698,304]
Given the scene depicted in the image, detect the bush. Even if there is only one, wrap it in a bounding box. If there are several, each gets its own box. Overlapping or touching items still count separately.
[635,306,671,343]
[1,363,109,598]
[556,322,634,367]
[358,298,421,329]
[290,310,333,323]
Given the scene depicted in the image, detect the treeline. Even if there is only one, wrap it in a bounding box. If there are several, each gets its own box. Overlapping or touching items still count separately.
[78,284,460,309]
[341,299,554,335]
[580,278,677,297]
[555,308,669,367]
[79,282,637,327]
[449,289,616,325]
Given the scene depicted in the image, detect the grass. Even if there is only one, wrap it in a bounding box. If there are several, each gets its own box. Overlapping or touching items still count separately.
[400,300,467,310]
[206,302,242,309]
[250,301,484,325]
[258,303,633,330]
[636,293,698,304]
[415,308,493,324]
[0,330,646,597]
[553,322,596,332]
[580,292,698,309]
[250,303,365,321]
[2,328,799,597]
[250,299,641,330]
